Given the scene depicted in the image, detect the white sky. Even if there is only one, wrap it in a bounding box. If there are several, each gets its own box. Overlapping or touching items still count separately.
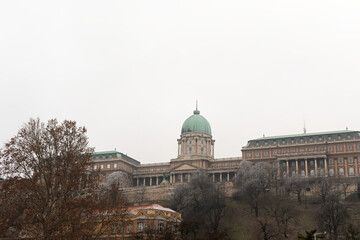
[1,1,360,164]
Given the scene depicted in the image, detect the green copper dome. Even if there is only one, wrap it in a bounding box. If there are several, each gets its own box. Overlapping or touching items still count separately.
[181,109,212,135]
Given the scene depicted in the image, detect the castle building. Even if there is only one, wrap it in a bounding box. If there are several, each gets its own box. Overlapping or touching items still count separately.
[103,204,181,239]
[92,107,240,187]
[92,108,360,187]
[242,130,360,178]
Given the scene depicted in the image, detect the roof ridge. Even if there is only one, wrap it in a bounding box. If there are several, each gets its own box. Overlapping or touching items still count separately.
[251,130,359,141]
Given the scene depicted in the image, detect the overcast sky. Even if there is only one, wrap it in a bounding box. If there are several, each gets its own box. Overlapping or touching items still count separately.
[1,1,360,163]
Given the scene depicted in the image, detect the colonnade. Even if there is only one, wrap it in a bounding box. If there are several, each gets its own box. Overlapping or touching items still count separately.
[277,158,328,178]
[168,172,237,184]
[134,171,237,187]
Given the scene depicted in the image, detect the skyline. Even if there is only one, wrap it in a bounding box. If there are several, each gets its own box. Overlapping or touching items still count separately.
[1,1,360,163]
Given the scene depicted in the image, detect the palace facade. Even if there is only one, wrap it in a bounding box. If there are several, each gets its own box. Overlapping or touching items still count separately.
[92,107,240,187]
[91,108,360,188]
[242,130,360,178]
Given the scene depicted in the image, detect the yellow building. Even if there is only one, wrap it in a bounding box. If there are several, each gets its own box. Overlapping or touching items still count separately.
[106,204,181,239]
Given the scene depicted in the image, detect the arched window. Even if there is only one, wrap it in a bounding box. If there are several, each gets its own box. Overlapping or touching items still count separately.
[310,170,314,176]
[158,222,164,232]
[137,222,143,232]
[349,167,354,176]
[127,224,132,233]
[329,168,334,176]
[339,168,344,176]
[301,170,305,177]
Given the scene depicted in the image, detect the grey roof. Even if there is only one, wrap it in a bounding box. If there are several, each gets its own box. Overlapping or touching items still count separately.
[251,130,359,141]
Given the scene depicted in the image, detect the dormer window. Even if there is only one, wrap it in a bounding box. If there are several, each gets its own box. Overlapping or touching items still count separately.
[282,139,286,144]
[256,141,259,146]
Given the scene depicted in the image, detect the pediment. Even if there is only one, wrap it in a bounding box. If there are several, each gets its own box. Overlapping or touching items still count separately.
[173,163,198,171]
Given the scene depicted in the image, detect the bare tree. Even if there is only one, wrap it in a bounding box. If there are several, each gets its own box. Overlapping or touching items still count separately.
[256,215,280,240]
[263,196,297,238]
[318,191,349,240]
[0,118,127,239]
[171,171,228,239]
[285,177,309,204]
[234,161,274,217]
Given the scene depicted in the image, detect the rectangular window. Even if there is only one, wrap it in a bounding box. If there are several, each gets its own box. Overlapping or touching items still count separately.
[94,165,97,170]
[100,164,104,169]
[348,157,353,164]
[114,163,117,168]
[291,149,295,153]
[347,145,353,151]
[107,164,111,169]
[337,146,343,151]
[328,147,333,152]
[255,152,259,157]
[338,158,343,164]
[300,149,304,152]
[246,153,251,158]
[264,152,268,156]
[357,145,360,150]
[300,161,304,167]
[329,159,333,164]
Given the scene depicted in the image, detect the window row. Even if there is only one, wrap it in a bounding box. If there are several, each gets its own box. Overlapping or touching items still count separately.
[254,134,355,147]
[111,221,166,234]
[329,167,359,176]
[94,163,132,172]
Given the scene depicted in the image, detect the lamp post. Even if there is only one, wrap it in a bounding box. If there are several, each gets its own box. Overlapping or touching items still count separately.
[314,231,326,240]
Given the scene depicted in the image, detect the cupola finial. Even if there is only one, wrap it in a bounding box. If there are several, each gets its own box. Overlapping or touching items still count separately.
[193,100,200,115]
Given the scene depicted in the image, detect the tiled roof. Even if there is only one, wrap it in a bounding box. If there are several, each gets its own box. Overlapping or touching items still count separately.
[251,130,359,141]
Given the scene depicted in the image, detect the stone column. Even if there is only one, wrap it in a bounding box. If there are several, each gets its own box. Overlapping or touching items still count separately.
[295,160,299,175]
[277,161,281,178]
[314,159,318,177]
[178,142,180,156]
[212,173,215,183]
[212,142,215,158]
[305,159,308,177]
[227,172,230,182]
[150,177,152,186]
[324,158,328,177]
[156,177,159,185]
[220,173,223,182]
[180,174,183,183]
[355,158,359,176]
[286,160,289,177]
[188,173,191,183]
[137,178,139,187]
